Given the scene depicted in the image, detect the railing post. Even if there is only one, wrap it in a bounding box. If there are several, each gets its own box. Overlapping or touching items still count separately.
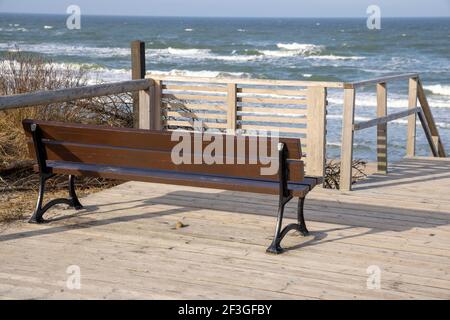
[406,77,418,157]
[227,83,237,133]
[131,40,146,128]
[417,79,447,157]
[138,80,152,130]
[306,86,327,179]
[376,83,388,174]
[152,80,162,130]
[340,87,356,191]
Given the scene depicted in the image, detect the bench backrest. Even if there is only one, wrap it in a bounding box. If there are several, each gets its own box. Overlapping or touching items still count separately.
[23,119,304,183]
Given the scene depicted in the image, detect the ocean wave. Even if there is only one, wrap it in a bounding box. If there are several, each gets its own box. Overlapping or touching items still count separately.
[166,47,210,56]
[0,27,28,32]
[0,43,130,57]
[149,69,252,79]
[328,95,450,109]
[184,28,193,32]
[44,26,54,29]
[258,50,300,58]
[424,84,450,96]
[0,41,364,64]
[146,48,261,62]
[276,43,324,54]
[306,55,365,61]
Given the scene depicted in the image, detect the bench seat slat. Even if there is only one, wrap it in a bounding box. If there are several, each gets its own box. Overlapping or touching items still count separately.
[23,120,302,159]
[27,140,304,183]
[42,161,311,197]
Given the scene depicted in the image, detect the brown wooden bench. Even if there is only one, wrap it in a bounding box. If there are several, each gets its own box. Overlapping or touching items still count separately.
[23,119,321,254]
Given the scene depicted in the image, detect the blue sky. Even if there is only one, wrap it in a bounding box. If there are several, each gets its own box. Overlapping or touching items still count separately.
[0,0,449,17]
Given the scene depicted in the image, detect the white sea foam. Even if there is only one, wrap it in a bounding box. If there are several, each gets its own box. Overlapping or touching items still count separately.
[149,69,251,79]
[258,50,300,58]
[0,43,130,57]
[328,91,450,110]
[167,47,210,56]
[146,48,261,62]
[237,29,246,32]
[306,55,365,61]
[276,43,324,54]
[424,84,450,96]
[184,28,193,32]
[44,26,53,29]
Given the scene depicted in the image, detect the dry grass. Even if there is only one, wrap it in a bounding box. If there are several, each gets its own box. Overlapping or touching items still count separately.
[0,51,134,170]
[0,51,133,222]
[0,165,120,223]
[0,188,104,223]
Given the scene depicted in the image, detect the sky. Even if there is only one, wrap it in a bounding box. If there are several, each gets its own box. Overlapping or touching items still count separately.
[0,0,449,17]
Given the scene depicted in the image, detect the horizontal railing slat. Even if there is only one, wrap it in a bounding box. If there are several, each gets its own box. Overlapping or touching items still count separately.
[0,79,152,111]
[147,74,345,88]
[353,107,421,131]
[162,94,226,102]
[238,97,307,105]
[162,103,227,112]
[346,73,419,89]
[166,111,227,120]
[238,88,307,96]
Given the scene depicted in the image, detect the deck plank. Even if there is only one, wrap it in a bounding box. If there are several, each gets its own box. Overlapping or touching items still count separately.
[0,157,449,299]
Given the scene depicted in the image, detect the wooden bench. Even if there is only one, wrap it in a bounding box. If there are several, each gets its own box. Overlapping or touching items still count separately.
[23,119,322,254]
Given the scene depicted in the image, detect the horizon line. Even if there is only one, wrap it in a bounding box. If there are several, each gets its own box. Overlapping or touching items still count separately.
[0,11,449,19]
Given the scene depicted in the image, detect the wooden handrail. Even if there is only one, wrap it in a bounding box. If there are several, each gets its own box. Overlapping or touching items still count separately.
[339,74,446,191]
[0,79,153,111]
[417,79,447,157]
[417,110,439,157]
[353,107,421,131]
[344,73,419,89]
[146,74,345,88]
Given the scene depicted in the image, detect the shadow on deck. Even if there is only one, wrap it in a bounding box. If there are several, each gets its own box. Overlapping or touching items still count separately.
[0,157,449,299]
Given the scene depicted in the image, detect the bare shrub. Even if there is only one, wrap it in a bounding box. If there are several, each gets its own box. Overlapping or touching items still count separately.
[324,159,367,189]
[0,51,131,222]
[0,51,133,170]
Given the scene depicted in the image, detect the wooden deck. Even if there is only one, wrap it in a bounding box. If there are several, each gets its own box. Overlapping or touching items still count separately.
[1,157,449,300]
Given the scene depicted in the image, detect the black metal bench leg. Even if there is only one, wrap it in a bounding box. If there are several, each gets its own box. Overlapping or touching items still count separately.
[266,197,311,254]
[297,197,309,236]
[266,199,289,254]
[69,175,83,210]
[29,175,83,224]
[29,174,49,224]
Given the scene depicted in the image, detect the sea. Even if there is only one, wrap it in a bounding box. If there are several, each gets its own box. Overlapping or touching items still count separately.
[1,13,449,161]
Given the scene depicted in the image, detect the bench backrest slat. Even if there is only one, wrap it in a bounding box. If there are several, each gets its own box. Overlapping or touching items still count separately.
[23,120,304,182]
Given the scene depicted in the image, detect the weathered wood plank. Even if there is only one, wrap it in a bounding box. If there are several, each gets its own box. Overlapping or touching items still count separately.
[0,80,152,111]
[147,74,345,88]
[353,107,420,131]
[377,83,388,174]
[346,73,419,89]
[131,40,146,128]
[340,88,356,191]
[306,87,327,177]
[406,78,418,157]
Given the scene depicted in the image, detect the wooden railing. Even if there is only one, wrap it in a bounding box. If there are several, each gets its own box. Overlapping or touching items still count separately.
[139,74,343,177]
[0,41,446,192]
[339,74,447,191]
[137,73,446,189]
[0,79,152,111]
